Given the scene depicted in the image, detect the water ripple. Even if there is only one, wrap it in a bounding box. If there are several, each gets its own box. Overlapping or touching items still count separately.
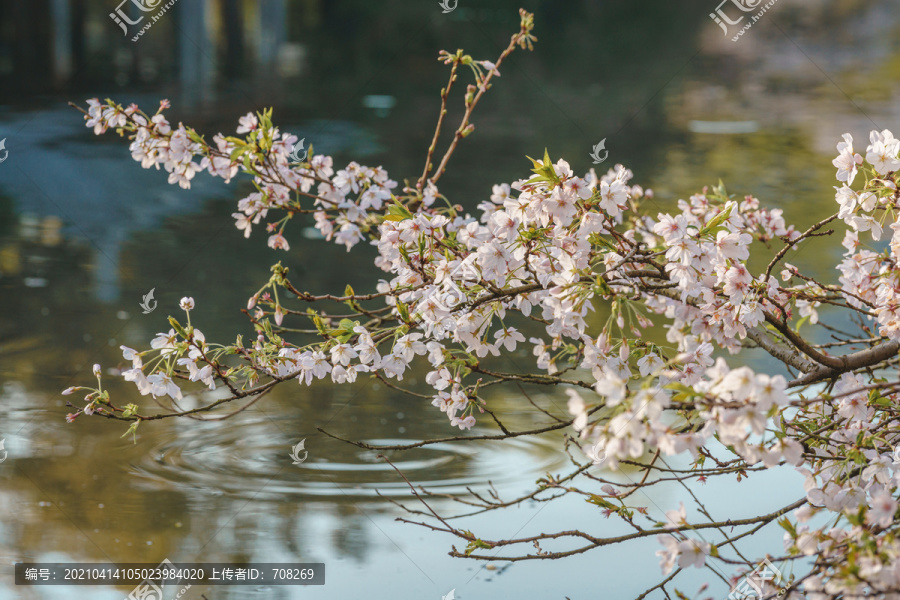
[128,417,567,500]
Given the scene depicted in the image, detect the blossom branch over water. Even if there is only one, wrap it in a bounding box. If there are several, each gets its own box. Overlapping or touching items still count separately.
[64,8,900,599]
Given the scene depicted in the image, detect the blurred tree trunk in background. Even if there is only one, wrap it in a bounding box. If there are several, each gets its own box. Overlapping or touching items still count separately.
[70,0,86,86]
[9,0,53,97]
[177,0,214,110]
[221,0,245,80]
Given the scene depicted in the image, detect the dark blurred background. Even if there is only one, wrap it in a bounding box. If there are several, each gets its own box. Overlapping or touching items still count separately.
[1,0,721,193]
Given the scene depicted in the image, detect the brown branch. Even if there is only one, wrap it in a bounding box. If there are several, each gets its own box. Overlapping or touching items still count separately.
[468,364,595,390]
[744,326,816,374]
[788,340,900,388]
[316,415,579,450]
[764,213,839,282]
[429,11,535,186]
[417,59,459,190]
[440,496,807,561]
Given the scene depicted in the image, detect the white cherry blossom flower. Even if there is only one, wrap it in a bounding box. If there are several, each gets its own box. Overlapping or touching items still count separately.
[566,389,589,433]
[832,133,862,185]
[866,490,898,528]
[146,373,183,400]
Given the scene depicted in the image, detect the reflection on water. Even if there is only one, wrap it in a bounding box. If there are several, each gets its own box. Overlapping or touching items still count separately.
[130,417,569,499]
[2,0,900,597]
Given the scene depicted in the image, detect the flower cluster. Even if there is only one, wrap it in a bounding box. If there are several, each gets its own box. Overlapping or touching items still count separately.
[831,131,900,342]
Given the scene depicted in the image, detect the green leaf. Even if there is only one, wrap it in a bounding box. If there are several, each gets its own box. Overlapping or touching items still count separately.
[873,395,892,407]
[386,201,413,222]
[523,174,550,186]
[121,421,140,444]
[464,538,492,556]
[778,516,798,538]
[187,129,205,144]
[846,447,867,465]
[586,494,616,509]
[168,317,188,339]
[259,108,273,131]
[591,235,618,252]
[396,299,410,322]
[664,381,698,402]
[698,201,735,237]
[311,312,327,335]
[594,276,613,296]
[229,145,249,161]
[664,382,696,395]
[525,148,560,186]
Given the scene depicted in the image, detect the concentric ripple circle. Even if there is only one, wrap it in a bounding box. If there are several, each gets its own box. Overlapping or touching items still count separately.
[128,417,568,499]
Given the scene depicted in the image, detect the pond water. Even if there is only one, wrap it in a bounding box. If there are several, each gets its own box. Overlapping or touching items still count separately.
[1,0,899,598]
